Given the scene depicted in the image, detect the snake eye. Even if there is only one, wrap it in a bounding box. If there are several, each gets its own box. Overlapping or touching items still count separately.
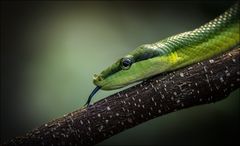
[121,58,132,70]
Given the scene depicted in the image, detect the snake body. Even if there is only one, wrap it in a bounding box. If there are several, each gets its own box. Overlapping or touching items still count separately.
[85,3,239,106]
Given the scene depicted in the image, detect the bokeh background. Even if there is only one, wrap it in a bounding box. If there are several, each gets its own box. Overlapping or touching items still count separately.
[1,1,239,145]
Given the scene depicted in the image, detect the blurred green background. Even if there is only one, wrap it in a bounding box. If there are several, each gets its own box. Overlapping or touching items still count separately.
[1,1,239,145]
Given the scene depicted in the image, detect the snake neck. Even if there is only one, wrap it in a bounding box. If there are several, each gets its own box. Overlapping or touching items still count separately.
[154,2,240,55]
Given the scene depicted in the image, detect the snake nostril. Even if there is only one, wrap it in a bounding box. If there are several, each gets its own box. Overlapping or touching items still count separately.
[93,74,103,81]
[98,76,103,81]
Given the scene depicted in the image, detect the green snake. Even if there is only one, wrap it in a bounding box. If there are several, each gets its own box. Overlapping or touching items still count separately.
[85,3,240,106]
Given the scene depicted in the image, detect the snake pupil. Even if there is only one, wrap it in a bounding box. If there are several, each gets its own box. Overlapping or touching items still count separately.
[123,60,130,67]
[121,58,132,69]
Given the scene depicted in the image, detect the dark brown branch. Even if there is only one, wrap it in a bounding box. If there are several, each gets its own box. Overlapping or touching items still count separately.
[3,48,240,146]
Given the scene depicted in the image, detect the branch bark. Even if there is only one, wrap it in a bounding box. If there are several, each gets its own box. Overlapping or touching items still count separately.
[3,48,240,146]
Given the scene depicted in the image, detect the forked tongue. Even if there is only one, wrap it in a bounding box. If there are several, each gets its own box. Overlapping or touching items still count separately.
[84,86,101,107]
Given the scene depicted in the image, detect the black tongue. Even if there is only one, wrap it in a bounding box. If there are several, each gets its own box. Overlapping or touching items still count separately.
[84,86,101,107]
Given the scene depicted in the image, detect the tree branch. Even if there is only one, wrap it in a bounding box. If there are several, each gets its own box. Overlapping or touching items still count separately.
[3,48,240,146]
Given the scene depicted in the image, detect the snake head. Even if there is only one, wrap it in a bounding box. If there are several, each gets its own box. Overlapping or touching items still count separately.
[92,44,170,90]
